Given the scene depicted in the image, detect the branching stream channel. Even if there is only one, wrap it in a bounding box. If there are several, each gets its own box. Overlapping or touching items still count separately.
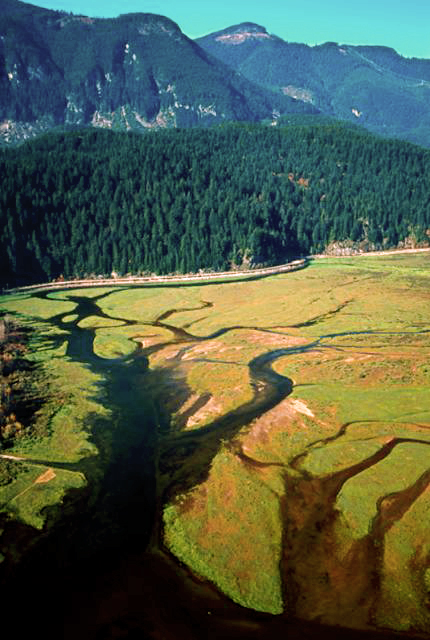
[2,284,429,640]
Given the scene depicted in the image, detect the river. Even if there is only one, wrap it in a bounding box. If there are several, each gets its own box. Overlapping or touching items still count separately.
[1,285,427,640]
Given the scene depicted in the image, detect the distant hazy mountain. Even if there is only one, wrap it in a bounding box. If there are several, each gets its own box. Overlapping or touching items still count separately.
[0,0,314,144]
[197,23,430,147]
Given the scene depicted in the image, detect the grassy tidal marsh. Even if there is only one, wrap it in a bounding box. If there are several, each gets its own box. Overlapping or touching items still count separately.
[0,253,429,637]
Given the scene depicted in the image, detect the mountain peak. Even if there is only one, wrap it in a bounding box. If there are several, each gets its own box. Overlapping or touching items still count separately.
[213,23,271,45]
[117,12,183,35]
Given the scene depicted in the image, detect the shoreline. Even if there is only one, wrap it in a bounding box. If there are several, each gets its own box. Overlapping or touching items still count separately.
[3,247,429,296]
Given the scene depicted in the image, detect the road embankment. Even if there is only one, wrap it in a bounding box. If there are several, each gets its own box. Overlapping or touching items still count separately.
[3,259,308,294]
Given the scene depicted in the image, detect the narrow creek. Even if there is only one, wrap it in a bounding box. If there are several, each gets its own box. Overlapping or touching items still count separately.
[1,285,428,640]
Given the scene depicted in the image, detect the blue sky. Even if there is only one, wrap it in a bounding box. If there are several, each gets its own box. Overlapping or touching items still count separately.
[30,0,430,59]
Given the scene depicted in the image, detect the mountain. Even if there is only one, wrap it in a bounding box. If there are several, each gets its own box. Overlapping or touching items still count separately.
[196,23,430,147]
[0,0,314,145]
[3,2,430,147]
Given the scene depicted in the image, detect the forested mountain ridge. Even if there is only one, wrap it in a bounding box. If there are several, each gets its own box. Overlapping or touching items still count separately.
[1,123,429,287]
[0,0,314,145]
[197,23,430,147]
[4,1,430,147]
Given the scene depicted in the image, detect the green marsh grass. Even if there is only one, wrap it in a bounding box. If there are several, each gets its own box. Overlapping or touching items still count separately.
[160,254,430,626]
[337,443,430,539]
[1,253,430,628]
[1,465,86,529]
[376,487,430,632]
[163,446,284,614]
[0,292,107,528]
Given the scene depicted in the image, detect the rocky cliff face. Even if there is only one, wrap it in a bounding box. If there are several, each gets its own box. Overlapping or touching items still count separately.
[0,2,312,144]
[5,3,429,148]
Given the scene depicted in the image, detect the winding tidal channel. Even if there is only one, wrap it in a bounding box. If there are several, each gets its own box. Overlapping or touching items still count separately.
[2,284,429,640]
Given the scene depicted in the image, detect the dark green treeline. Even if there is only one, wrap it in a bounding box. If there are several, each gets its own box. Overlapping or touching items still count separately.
[1,123,430,286]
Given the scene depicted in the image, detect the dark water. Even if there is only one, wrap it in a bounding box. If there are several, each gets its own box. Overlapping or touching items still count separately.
[1,286,427,640]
